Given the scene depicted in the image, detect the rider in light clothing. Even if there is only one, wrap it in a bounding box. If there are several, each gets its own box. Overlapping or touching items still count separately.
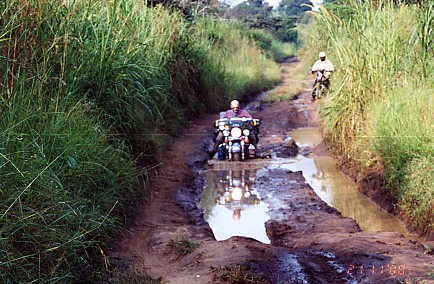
[311,51,335,99]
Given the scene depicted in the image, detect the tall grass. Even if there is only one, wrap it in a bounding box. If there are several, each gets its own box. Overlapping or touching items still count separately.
[1,91,137,282]
[68,1,188,139]
[269,40,297,62]
[191,18,280,105]
[307,2,421,156]
[301,1,433,237]
[370,86,434,235]
[242,28,297,61]
[1,0,281,281]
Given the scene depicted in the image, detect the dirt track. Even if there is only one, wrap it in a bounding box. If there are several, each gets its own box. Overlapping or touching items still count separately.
[108,59,433,284]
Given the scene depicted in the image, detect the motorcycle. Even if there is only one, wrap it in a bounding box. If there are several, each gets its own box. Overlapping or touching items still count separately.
[312,69,333,99]
[213,117,260,161]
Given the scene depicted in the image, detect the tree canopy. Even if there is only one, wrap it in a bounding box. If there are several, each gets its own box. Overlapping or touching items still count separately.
[225,0,311,42]
[277,0,312,16]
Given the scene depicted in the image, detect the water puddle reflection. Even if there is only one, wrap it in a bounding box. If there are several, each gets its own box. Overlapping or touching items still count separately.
[200,127,412,243]
[285,128,410,236]
[200,169,270,243]
[287,127,323,147]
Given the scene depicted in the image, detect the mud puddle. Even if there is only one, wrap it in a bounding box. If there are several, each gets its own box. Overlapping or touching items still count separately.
[286,128,411,236]
[200,127,412,244]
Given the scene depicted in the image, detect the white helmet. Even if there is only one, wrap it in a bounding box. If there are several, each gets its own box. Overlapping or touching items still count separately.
[319,51,326,58]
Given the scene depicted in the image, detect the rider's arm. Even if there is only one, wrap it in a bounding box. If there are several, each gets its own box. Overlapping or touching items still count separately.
[222,110,232,118]
[238,109,252,118]
[326,60,335,72]
[311,60,321,72]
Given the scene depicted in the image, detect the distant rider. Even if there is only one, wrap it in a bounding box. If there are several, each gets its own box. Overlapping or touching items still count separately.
[207,100,259,158]
[311,51,335,100]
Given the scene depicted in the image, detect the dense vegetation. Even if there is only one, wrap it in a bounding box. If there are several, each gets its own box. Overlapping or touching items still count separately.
[227,0,312,43]
[0,0,295,282]
[4,0,432,281]
[301,0,433,238]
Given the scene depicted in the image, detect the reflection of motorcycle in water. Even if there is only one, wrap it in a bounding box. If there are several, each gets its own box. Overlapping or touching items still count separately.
[215,169,259,220]
[213,117,260,161]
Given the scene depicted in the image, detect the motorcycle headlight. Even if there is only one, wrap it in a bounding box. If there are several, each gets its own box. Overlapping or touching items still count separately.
[243,129,250,136]
[218,121,226,131]
[223,129,230,136]
[231,127,242,139]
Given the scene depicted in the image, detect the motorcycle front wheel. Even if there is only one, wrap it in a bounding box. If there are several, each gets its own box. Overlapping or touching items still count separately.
[317,88,323,99]
[232,153,241,161]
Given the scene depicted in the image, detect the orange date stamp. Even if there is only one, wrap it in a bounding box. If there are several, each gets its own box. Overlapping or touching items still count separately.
[347,264,407,275]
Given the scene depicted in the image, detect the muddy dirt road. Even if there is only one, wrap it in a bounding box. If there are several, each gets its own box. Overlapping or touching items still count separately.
[109,59,433,284]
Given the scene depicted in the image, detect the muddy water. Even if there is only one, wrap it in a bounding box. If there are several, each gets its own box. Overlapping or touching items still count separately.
[200,127,411,243]
[285,128,410,236]
[200,169,271,243]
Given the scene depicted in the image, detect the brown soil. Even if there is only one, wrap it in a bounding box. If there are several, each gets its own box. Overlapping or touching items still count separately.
[108,59,434,284]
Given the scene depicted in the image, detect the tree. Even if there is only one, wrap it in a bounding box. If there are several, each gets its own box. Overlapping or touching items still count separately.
[277,0,311,17]
[270,15,298,42]
[226,0,273,22]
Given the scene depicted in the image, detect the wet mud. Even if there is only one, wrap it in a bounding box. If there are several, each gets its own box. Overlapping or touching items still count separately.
[109,59,433,284]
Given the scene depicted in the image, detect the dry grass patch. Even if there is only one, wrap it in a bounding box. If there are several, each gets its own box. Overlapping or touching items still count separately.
[166,237,200,258]
[211,265,270,284]
[109,269,165,284]
[263,80,306,102]
[262,59,311,103]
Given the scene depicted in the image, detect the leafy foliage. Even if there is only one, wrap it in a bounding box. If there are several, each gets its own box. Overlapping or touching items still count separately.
[277,0,311,16]
[227,0,274,27]
[226,0,303,43]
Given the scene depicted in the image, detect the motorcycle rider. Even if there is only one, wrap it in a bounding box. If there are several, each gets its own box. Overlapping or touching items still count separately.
[221,99,252,119]
[311,51,335,100]
[207,100,259,158]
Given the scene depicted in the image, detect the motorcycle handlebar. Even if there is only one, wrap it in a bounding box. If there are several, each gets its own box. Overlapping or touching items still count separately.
[312,69,334,73]
[214,118,260,128]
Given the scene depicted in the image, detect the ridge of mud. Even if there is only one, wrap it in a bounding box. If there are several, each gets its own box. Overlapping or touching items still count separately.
[108,59,434,284]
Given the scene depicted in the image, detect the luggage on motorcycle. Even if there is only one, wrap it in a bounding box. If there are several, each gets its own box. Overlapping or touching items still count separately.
[248,144,256,159]
[218,144,227,160]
